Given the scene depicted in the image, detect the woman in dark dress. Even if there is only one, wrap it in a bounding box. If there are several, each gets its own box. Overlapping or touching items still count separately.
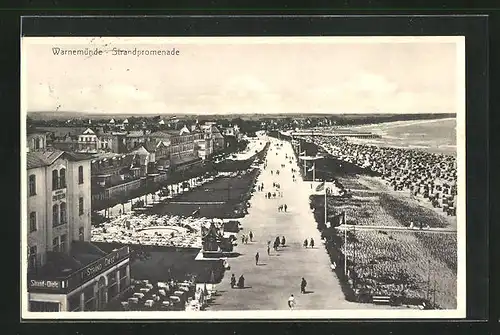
[238,275,245,288]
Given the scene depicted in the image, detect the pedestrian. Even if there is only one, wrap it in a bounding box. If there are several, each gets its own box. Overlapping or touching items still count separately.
[310,238,315,248]
[267,245,270,255]
[303,239,308,248]
[268,192,271,199]
[288,294,295,310]
[281,236,286,246]
[255,252,259,265]
[230,274,236,288]
[238,275,245,289]
[245,235,249,244]
[271,170,274,175]
[241,234,245,244]
[284,204,288,212]
[301,277,307,293]
[273,192,276,198]
[249,231,254,242]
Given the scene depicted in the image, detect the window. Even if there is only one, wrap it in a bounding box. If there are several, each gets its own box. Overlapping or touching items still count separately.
[59,202,67,225]
[59,168,66,188]
[60,234,67,252]
[38,138,43,149]
[79,227,85,241]
[28,245,37,271]
[52,169,59,190]
[29,212,37,232]
[29,301,60,312]
[68,294,81,312]
[28,174,36,196]
[52,204,59,227]
[119,266,128,290]
[78,166,84,184]
[83,284,96,311]
[108,271,118,300]
[79,197,84,216]
[52,236,59,252]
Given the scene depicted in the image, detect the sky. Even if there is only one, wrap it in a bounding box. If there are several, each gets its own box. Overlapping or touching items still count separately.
[23,37,463,115]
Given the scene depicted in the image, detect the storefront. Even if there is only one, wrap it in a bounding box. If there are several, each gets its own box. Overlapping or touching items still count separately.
[28,246,131,312]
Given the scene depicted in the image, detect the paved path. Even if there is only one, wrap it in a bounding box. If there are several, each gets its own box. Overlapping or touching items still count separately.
[208,137,393,311]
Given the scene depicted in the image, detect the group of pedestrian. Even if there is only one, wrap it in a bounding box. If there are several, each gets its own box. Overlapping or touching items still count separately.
[230,273,246,289]
[278,204,288,212]
[303,238,315,248]
[265,191,278,199]
[270,236,286,251]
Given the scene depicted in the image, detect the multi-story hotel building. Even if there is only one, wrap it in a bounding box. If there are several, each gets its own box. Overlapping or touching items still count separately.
[25,135,130,312]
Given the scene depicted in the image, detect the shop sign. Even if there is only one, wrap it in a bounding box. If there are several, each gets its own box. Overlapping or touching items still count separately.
[29,279,64,291]
[78,246,129,283]
[52,189,66,201]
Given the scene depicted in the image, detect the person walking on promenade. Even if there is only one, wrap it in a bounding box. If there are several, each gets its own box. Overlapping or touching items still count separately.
[238,275,245,289]
[245,235,249,244]
[281,236,286,247]
[288,294,296,310]
[255,252,260,265]
[273,192,276,198]
[268,192,272,199]
[249,231,254,242]
[303,239,308,248]
[230,274,236,288]
[241,234,245,244]
[301,277,307,294]
[284,204,288,212]
[267,245,270,255]
[271,170,274,176]
[310,238,315,248]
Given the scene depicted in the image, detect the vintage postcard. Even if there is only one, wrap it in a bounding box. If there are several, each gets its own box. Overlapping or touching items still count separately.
[21,36,466,319]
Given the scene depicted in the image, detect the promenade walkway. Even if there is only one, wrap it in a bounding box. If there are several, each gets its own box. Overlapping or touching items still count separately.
[208,137,392,311]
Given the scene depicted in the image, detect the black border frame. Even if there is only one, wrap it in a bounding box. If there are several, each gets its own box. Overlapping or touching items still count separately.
[11,14,489,333]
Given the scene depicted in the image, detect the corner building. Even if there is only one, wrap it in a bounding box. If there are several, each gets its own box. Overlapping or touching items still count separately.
[26,139,130,312]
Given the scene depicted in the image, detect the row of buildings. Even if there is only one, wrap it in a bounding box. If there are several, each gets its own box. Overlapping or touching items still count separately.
[44,121,239,156]
[24,121,241,312]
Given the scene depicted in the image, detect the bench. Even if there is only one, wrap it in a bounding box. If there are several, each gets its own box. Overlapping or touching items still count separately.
[372,295,391,305]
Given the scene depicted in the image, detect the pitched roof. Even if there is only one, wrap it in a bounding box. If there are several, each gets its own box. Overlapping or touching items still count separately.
[27,149,92,169]
[83,128,95,135]
[150,130,175,138]
[213,132,224,139]
[130,146,150,156]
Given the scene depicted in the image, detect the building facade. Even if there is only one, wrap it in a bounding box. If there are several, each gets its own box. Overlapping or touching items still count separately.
[26,146,131,312]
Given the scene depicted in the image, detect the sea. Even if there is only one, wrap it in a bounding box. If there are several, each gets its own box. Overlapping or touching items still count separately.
[348,118,457,156]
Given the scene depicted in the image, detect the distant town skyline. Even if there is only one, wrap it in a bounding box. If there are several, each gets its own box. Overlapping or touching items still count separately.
[24,37,463,115]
